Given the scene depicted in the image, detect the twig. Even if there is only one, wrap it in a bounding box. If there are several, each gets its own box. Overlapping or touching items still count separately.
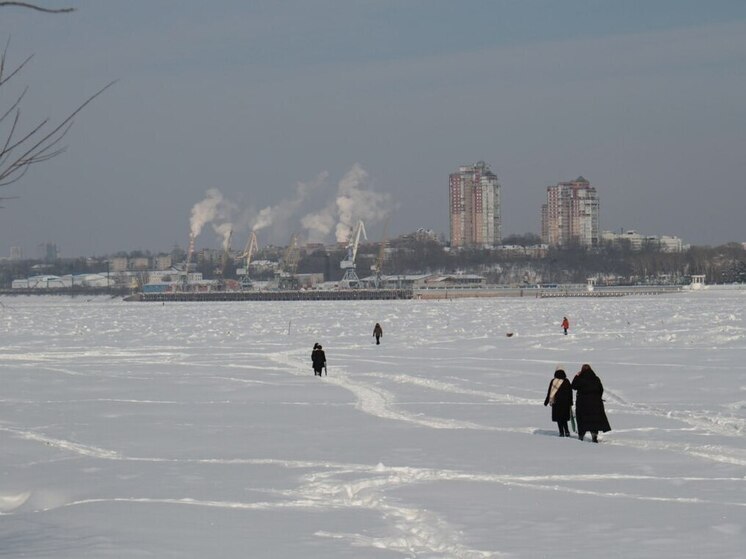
[0,2,74,13]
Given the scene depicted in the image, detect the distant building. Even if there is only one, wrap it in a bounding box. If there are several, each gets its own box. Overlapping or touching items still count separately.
[541,176,599,247]
[109,257,128,272]
[399,228,441,243]
[10,246,22,260]
[38,242,59,262]
[449,161,501,248]
[601,230,685,252]
[129,257,150,271]
[153,255,172,270]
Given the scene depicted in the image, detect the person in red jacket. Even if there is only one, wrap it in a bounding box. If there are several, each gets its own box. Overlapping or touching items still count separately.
[561,316,569,335]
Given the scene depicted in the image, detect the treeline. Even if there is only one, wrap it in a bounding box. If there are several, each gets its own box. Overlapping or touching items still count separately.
[340,239,746,285]
[2,240,745,287]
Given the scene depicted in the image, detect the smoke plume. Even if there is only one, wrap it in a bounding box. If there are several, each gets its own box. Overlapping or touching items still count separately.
[212,222,233,251]
[189,188,236,248]
[334,164,391,242]
[252,172,329,237]
[190,188,224,239]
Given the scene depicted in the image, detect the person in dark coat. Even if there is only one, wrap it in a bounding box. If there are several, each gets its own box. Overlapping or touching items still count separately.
[311,343,326,376]
[571,363,611,442]
[373,323,383,345]
[544,368,573,436]
[561,317,569,335]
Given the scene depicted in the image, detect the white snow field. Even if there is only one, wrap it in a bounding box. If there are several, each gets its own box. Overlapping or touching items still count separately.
[1,288,744,558]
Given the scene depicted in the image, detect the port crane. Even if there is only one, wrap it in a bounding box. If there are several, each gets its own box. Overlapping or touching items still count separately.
[277,233,301,290]
[238,231,258,289]
[339,220,367,289]
[215,229,233,290]
[370,217,389,288]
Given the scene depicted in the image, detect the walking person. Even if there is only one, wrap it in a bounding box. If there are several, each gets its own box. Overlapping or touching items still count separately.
[561,316,570,335]
[544,368,573,437]
[311,343,327,376]
[373,322,383,345]
[571,364,611,442]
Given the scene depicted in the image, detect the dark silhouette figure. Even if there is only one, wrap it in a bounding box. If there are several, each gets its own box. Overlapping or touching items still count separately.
[373,323,383,345]
[561,316,569,335]
[544,368,573,436]
[571,364,611,442]
[311,343,327,376]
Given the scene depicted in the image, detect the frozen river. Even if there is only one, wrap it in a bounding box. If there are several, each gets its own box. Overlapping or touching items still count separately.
[1,289,744,557]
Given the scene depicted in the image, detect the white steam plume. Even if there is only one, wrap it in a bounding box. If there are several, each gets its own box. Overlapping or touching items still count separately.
[212,222,233,251]
[334,163,391,242]
[252,172,329,239]
[189,188,237,249]
[190,188,224,239]
[301,205,336,242]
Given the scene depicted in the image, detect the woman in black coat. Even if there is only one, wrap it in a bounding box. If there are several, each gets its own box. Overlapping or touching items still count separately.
[311,344,327,376]
[544,368,573,437]
[571,363,611,442]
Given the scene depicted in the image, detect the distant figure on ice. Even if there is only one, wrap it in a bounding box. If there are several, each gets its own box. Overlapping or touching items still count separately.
[373,323,383,345]
[561,316,570,335]
[544,368,573,437]
[571,364,611,442]
[312,343,327,376]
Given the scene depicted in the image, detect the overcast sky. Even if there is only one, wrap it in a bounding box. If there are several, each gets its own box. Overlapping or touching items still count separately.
[1,0,745,258]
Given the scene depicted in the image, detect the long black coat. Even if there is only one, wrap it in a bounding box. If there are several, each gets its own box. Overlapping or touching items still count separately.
[311,348,326,372]
[571,370,611,433]
[544,378,573,422]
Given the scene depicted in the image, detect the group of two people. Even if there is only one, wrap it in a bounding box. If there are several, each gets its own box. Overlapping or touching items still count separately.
[544,364,611,442]
[311,323,384,376]
[311,322,383,377]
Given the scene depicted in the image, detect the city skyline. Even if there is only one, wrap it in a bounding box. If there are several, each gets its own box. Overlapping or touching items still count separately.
[1,1,745,257]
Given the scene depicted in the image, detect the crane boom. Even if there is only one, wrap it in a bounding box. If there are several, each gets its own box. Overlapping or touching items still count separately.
[239,232,258,289]
[339,220,367,288]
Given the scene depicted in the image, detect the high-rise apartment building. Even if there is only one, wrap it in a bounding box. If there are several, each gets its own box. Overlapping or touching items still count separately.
[449,161,501,248]
[541,176,599,247]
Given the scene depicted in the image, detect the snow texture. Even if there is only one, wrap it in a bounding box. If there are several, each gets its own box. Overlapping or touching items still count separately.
[1,288,745,558]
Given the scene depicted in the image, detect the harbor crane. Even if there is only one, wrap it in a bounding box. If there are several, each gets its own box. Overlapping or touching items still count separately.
[370,217,389,288]
[339,220,367,289]
[277,233,301,290]
[215,229,233,290]
[238,231,258,289]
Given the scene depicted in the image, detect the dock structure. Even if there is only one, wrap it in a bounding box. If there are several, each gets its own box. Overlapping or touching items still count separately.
[134,288,413,302]
[413,284,683,299]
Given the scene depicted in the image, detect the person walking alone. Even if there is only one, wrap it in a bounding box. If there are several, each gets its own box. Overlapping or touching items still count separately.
[311,343,327,376]
[561,316,570,335]
[373,323,383,345]
[544,368,573,437]
[571,364,611,442]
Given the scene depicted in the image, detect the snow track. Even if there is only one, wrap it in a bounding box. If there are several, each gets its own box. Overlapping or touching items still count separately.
[1,292,745,557]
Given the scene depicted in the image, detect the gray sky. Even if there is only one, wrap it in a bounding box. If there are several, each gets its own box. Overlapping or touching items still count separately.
[1,0,745,258]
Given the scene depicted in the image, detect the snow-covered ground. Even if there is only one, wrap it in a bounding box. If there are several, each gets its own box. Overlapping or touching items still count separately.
[1,289,744,558]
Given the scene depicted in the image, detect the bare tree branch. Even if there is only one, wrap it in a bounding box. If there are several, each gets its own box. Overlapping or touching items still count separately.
[0,79,117,185]
[0,40,117,190]
[0,2,74,13]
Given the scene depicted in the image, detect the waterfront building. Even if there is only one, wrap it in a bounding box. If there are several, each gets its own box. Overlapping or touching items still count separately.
[541,176,599,247]
[601,230,686,252]
[449,161,501,248]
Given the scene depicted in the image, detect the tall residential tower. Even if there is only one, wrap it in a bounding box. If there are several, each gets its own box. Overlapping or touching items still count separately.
[541,176,599,247]
[449,161,501,248]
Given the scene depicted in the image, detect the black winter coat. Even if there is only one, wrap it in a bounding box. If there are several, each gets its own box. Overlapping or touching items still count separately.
[544,378,573,422]
[571,370,611,433]
[311,349,326,372]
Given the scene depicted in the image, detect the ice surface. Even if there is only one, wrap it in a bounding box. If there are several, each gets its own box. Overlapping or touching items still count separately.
[1,289,744,557]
